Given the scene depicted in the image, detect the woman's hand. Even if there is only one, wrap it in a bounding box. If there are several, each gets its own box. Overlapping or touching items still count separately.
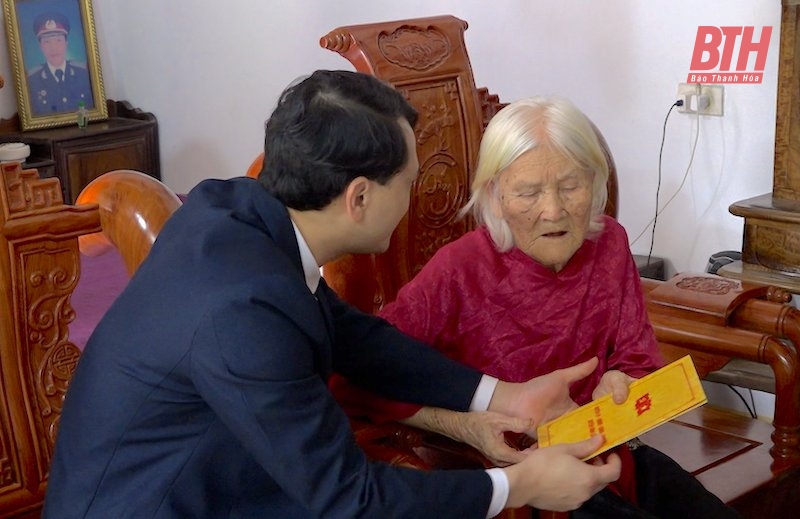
[402,407,533,466]
[459,411,534,466]
[591,370,635,403]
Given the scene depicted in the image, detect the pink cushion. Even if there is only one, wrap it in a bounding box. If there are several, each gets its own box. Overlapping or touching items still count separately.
[71,248,130,350]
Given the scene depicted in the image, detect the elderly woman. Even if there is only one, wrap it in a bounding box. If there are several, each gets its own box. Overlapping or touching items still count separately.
[332,97,741,518]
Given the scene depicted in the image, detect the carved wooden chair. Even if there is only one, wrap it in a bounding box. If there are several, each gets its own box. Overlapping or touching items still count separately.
[0,163,99,518]
[0,165,182,518]
[317,15,800,518]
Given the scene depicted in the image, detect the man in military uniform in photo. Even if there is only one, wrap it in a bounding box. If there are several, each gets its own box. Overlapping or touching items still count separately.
[27,12,94,116]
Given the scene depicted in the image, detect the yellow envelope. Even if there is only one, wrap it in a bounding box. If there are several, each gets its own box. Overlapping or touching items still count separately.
[537,355,707,460]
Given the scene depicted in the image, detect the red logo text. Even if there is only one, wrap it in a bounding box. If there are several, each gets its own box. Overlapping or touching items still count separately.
[688,26,772,84]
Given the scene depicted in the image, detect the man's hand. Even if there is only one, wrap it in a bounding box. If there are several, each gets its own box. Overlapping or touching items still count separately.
[503,435,621,511]
[488,357,599,426]
[591,370,635,403]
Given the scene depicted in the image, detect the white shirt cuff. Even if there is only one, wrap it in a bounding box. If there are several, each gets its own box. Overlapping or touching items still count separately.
[485,467,509,518]
[470,375,499,412]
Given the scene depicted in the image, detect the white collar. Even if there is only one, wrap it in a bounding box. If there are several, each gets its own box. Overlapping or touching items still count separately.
[290,220,321,294]
[48,63,66,77]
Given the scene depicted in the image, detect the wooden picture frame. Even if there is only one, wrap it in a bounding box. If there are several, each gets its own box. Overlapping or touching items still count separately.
[2,0,107,130]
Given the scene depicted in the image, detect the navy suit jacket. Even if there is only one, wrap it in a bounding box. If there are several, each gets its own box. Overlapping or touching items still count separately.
[44,178,493,518]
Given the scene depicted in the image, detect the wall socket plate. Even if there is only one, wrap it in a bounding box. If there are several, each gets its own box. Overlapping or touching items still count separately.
[677,83,724,116]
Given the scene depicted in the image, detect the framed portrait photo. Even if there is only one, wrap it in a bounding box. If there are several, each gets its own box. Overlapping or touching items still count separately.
[2,0,107,130]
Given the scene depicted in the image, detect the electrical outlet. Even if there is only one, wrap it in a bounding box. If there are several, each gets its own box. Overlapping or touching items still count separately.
[677,83,724,116]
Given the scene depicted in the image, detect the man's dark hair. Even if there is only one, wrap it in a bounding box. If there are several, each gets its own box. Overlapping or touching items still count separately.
[259,70,418,210]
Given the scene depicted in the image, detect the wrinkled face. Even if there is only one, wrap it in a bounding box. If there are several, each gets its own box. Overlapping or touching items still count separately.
[39,34,67,67]
[494,146,593,272]
[365,119,419,253]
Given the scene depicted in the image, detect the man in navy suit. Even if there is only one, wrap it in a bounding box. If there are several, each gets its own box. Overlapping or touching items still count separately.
[43,70,620,518]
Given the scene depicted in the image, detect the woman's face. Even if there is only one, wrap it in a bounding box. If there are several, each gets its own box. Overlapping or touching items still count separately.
[494,146,594,272]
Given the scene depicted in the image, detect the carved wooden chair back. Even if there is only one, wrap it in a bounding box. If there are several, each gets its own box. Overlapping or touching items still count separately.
[316,15,618,519]
[319,15,617,315]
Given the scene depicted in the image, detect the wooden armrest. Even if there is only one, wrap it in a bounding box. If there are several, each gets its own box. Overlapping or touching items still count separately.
[75,170,182,275]
[646,272,776,325]
[648,311,800,472]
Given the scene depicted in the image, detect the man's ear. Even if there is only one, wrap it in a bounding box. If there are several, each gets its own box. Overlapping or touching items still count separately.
[343,177,370,222]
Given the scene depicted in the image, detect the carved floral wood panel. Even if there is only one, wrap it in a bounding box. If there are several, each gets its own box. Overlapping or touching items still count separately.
[744,224,800,273]
[384,80,473,287]
[18,243,83,465]
[0,162,99,515]
[321,16,484,309]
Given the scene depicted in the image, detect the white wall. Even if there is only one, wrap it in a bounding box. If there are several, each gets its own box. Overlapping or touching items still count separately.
[0,0,782,274]
[703,381,775,421]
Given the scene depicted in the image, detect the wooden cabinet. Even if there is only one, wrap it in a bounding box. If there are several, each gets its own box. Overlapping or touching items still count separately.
[0,100,160,203]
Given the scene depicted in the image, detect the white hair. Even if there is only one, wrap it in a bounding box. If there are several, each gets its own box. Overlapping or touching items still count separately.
[462,97,609,252]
